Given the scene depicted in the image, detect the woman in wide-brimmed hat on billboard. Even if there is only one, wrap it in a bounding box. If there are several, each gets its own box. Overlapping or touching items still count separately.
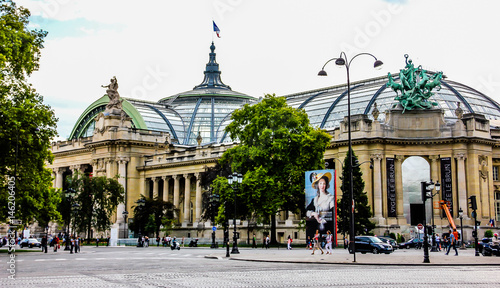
[306,172,334,230]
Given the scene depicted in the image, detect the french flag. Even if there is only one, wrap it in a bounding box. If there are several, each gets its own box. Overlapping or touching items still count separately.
[213,21,220,38]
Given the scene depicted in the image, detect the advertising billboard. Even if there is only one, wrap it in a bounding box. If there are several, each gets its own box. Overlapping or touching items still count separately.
[305,169,336,246]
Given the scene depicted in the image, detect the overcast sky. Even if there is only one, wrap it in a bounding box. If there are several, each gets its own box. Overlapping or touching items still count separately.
[16,0,500,140]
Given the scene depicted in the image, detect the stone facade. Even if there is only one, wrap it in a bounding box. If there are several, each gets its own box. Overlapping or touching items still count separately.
[45,105,500,245]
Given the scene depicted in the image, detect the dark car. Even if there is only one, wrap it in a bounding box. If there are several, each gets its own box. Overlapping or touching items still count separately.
[399,238,424,249]
[349,236,393,254]
[377,236,398,249]
[19,238,41,248]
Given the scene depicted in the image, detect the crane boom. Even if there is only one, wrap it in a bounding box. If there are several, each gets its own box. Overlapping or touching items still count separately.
[439,200,457,230]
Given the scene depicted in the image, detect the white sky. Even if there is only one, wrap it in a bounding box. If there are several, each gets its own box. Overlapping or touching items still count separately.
[15,0,500,140]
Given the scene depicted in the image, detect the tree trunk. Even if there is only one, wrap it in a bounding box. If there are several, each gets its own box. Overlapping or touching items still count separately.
[270,214,277,244]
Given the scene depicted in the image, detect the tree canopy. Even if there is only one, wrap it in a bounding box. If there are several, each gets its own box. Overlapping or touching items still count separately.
[65,173,124,240]
[129,196,176,238]
[0,0,59,226]
[337,149,375,237]
[217,94,331,242]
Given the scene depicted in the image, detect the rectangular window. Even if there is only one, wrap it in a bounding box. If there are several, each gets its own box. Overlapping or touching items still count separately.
[493,166,499,181]
[496,202,500,222]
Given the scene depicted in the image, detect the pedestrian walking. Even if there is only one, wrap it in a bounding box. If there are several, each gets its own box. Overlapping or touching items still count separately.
[311,229,324,255]
[325,230,333,255]
[156,236,160,247]
[252,234,257,248]
[53,236,59,252]
[287,235,293,250]
[96,236,99,247]
[75,236,80,253]
[70,236,75,254]
[41,235,48,253]
[445,229,458,256]
[265,235,270,249]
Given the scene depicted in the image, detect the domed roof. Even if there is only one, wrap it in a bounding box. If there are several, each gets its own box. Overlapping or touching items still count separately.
[284,73,500,129]
[157,42,255,145]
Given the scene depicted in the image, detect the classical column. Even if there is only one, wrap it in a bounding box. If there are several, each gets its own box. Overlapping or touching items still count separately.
[429,155,440,222]
[69,165,81,178]
[162,176,170,202]
[479,155,490,218]
[194,173,202,223]
[371,154,383,219]
[183,174,191,224]
[153,177,159,199]
[395,155,405,219]
[173,175,181,209]
[55,167,65,189]
[455,153,468,218]
[116,158,129,224]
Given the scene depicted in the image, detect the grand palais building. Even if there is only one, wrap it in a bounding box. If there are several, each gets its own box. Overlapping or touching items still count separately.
[47,43,500,245]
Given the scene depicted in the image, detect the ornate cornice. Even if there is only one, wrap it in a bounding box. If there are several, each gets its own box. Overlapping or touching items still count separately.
[137,158,218,171]
[329,136,498,148]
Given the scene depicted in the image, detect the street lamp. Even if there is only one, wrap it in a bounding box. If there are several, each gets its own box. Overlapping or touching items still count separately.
[227,172,242,254]
[430,181,441,252]
[318,52,383,263]
[135,198,146,247]
[458,207,465,249]
[64,188,77,251]
[122,210,129,239]
[209,191,220,249]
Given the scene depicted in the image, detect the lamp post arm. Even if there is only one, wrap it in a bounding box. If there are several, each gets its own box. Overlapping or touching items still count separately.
[348,52,379,67]
[320,57,340,70]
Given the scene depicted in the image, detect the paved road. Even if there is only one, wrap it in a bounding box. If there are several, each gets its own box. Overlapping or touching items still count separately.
[1,246,499,287]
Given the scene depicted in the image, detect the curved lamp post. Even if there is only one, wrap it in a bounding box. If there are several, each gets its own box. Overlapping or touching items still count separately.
[318,52,383,263]
[122,210,129,239]
[135,198,146,247]
[64,188,77,251]
[228,172,242,254]
[430,181,441,252]
[209,191,220,249]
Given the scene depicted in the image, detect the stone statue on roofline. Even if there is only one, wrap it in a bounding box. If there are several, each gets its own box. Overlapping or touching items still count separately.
[102,76,123,115]
[387,54,443,113]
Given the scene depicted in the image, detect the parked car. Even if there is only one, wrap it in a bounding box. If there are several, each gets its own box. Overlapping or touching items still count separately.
[349,236,393,254]
[399,238,424,249]
[19,238,41,248]
[377,236,398,249]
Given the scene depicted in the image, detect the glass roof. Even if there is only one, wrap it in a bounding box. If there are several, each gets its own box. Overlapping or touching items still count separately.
[285,75,500,129]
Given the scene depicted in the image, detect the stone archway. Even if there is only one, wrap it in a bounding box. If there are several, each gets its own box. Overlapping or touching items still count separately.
[402,156,432,228]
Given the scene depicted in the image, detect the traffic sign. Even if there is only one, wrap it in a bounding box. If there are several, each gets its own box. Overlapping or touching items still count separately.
[212,226,217,232]
[417,223,424,230]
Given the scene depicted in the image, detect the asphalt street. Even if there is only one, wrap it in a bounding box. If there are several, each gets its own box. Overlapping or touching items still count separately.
[1,246,499,287]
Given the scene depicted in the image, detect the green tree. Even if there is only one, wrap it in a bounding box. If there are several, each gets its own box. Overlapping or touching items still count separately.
[337,149,375,238]
[129,196,176,238]
[65,173,124,242]
[0,0,59,226]
[218,94,331,243]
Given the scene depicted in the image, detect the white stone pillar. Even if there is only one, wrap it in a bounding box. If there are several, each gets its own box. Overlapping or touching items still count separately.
[55,167,65,189]
[116,158,128,224]
[429,155,440,222]
[455,153,468,218]
[153,177,159,199]
[162,176,170,202]
[183,174,191,224]
[371,154,383,219]
[195,173,202,222]
[173,175,180,208]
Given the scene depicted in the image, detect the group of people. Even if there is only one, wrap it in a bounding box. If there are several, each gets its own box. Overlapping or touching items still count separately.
[310,230,333,255]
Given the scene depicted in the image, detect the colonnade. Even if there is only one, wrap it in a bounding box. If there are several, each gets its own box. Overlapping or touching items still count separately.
[368,153,469,224]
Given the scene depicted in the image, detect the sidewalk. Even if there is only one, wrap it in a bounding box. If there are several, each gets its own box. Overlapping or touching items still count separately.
[206,247,500,266]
